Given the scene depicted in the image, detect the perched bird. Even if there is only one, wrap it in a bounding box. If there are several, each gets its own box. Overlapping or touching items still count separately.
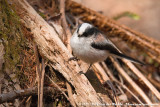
[70,23,144,66]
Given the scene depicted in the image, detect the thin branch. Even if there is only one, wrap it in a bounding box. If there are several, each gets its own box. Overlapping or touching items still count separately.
[60,0,72,52]
[92,63,120,106]
[101,62,117,81]
[92,63,110,83]
[122,59,160,100]
[33,44,40,76]
[110,57,152,104]
[0,87,58,104]
[102,62,143,104]
[45,74,72,106]
[33,44,42,107]
[148,76,160,90]
[40,58,45,107]
[34,44,46,107]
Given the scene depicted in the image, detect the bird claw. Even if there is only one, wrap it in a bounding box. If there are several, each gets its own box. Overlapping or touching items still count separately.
[68,56,79,61]
[78,71,85,75]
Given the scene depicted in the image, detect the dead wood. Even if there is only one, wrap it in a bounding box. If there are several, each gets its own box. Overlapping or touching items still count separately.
[45,74,71,104]
[59,0,72,52]
[11,0,112,106]
[110,57,152,104]
[122,59,160,100]
[33,44,45,107]
[0,87,58,104]
[102,63,143,104]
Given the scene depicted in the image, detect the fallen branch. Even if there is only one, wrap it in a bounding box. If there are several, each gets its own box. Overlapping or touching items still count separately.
[110,57,152,104]
[0,87,58,104]
[92,63,110,84]
[102,63,143,104]
[60,0,72,52]
[122,59,160,100]
[33,44,46,107]
[92,63,120,105]
[45,74,70,104]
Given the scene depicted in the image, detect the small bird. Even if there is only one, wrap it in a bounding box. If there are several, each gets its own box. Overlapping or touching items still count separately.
[70,23,144,67]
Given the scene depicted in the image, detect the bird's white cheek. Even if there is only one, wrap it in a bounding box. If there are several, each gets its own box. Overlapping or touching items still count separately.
[70,35,81,53]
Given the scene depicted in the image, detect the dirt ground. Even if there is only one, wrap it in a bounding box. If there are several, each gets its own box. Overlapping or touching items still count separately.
[75,0,160,40]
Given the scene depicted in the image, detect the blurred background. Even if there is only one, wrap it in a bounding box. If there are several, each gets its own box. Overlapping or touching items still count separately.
[75,0,160,40]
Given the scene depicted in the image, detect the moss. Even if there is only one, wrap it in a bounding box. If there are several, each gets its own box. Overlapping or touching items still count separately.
[0,0,29,85]
[0,0,24,70]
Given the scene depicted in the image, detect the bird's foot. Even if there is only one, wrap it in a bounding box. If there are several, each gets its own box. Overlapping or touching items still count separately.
[68,56,79,61]
[77,71,85,75]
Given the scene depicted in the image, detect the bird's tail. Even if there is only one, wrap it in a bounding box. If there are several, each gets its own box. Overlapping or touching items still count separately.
[111,52,144,65]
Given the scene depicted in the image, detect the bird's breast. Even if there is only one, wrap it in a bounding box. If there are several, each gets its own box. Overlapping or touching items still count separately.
[70,36,109,63]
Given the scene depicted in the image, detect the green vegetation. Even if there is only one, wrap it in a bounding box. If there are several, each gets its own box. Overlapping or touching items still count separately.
[113,11,140,20]
[0,0,29,86]
[0,0,24,70]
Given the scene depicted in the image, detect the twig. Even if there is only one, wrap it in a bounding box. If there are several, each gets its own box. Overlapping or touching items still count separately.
[66,14,75,28]
[66,82,77,107]
[33,44,45,107]
[92,63,120,106]
[110,57,152,104]
[122,59,160,100]
[40,58,45,107]
[148,76,160,90]
[101,62,117,81]
[0,87,58,104]
[92,63,118,95]
[45,74,73,106]
[92,63,110,83]
[60,0,72,52]
[33,44,42,107]
[102,62,143,104]
[33,44,40,76]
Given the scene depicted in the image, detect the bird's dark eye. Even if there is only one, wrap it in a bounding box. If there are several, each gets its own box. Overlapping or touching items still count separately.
[82,32,88,37]
[81,27,99,37]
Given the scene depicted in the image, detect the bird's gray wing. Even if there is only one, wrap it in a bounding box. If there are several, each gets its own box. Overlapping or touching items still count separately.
[92,33,121,53]
[91,34,144,65]
[91,38,121,54]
